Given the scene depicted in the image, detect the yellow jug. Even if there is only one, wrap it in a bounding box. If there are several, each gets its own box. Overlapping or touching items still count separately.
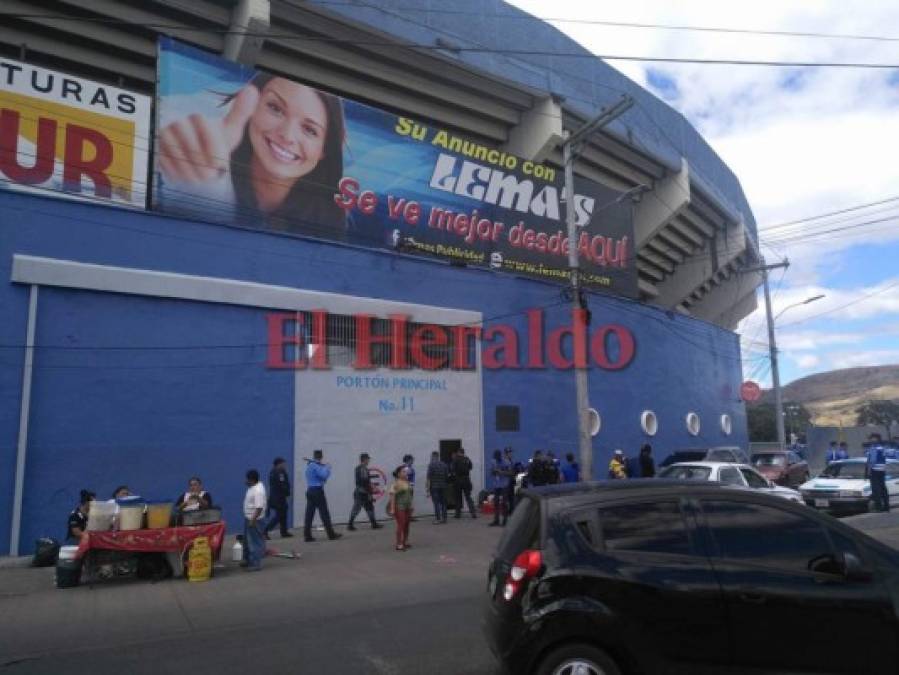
[186,536,212,582]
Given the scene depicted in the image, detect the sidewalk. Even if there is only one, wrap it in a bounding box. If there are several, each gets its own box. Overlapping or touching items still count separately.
[0,515,501,672]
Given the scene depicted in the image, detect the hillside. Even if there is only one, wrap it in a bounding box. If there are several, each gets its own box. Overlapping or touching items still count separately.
[758,365,899,426]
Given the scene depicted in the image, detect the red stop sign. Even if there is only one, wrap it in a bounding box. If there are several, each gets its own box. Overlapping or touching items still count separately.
[741,381,761,402]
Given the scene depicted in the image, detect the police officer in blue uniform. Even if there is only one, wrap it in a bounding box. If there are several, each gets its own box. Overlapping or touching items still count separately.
[304,449,342,542]
[867,435,890,513]
[837,442,850,460]
[825,442,840,464]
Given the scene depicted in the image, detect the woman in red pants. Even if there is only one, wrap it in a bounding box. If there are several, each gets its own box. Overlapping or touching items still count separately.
[387,466,414,551]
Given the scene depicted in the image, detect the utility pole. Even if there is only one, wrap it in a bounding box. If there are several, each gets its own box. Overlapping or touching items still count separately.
[563,95,634,480]
[761,268,785,449]
[744,260,790,449]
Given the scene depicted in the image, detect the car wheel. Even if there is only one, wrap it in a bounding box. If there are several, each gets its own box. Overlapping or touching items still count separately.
[536,643,622,675]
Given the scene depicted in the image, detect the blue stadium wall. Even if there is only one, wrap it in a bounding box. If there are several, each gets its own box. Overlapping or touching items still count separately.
[0,190,747,554]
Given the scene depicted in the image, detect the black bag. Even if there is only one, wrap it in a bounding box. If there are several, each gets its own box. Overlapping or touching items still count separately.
[32,537,60,567]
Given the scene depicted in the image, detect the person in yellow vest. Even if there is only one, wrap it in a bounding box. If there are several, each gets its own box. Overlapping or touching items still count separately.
[608,450,628,480]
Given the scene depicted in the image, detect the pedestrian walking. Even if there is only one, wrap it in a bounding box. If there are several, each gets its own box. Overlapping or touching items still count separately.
[561,452,580,483]
[489,450,511,527]
[387,466,413,551]
[825,441,840,464]
[265,457,292,539]
[452,447,477,518]
[426,451,449,524]
[867,435,890,512]
[608,450,628,480]
[638,444,655,478]
[303,449,342,542]
[348,453,382,530]
[242,469,267,571]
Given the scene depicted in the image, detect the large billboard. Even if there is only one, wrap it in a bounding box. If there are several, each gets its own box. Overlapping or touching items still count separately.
[154,38,637,297]
[0,57,151,208]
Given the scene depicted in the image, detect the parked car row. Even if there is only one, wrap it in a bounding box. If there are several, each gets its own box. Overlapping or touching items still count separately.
[485,481,899,675]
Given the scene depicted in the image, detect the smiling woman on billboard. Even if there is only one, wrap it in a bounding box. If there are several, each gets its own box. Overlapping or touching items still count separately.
[157,73,347,237]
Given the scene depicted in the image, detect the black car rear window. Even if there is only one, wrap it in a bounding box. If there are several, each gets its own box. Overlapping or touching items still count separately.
[598,501,691,555]
[496,496,540,561]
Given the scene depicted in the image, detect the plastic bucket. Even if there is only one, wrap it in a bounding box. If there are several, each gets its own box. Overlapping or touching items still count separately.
[146,502,173,529]
[118,504,144,531]
[86,500,116,531]
[55,558,82,588]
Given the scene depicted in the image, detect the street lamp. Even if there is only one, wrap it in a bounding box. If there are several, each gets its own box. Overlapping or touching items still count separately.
[763,288,825,449]
[774,294,825,322]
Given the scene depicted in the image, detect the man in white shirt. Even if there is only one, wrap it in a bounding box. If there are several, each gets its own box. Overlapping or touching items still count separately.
[243,469,267,571]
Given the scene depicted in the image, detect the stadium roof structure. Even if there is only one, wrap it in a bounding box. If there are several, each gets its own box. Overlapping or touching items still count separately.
[0,0,762,328]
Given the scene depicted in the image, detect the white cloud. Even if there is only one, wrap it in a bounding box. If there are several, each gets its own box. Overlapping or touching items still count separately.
[507,1,899,283]
[828,349,899,370]
[795,354,821,369]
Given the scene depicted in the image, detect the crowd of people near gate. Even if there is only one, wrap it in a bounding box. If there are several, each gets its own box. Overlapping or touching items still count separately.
[64,433,898,572]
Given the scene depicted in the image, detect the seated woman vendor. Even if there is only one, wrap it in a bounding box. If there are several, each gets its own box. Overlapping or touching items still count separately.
[67,489,95,542]
[175,476,214,512]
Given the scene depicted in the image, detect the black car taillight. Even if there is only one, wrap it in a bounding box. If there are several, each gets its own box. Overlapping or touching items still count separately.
[502,549,542,601]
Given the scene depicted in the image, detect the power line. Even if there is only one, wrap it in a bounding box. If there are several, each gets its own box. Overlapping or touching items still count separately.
[777,279,899,329]
[759,195,899,233]
[5,9,899,69]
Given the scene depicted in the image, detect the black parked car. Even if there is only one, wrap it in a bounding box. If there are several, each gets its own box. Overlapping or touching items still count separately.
[483,481,899,675]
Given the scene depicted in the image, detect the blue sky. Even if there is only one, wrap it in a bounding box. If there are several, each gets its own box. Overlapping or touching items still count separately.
[508,0,899,386]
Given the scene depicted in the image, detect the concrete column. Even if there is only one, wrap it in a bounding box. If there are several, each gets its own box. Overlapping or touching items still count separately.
[223,0,271,65]
[654,217,749,310]
[502,96,563,162]
[634,158,690,249]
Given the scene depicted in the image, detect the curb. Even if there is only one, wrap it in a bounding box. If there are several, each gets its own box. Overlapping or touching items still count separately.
[0,555,31,570]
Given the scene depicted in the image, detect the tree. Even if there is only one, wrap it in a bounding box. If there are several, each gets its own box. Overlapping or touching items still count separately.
[856,400,899,440]
[748,403,777,442]
[747,401,811,443]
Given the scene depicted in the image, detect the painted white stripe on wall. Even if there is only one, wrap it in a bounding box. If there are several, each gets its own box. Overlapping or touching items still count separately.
[10,255,482,324]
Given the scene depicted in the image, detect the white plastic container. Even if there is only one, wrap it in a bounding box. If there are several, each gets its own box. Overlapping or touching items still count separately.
[118,505,144,531]
[86,500,116,531]
[58,545,80,560]
[231,541,243,563]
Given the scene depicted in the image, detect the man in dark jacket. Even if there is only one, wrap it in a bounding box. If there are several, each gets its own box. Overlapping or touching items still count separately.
[266,457,292,538]
[426,451,450,524]
[638,444,656,478]
[452,448,477,519]
[348,453,382,530]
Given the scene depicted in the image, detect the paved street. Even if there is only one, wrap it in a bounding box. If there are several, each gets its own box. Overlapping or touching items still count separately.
[3,509,899,675]
[0,517,503,675]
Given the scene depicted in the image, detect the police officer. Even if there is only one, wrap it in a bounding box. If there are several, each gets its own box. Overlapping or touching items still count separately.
[266,457,292,539]
[838,441,850,460]
[348,453,382,531]
[867,435,890,513]
[825,442,840,464]
[452,448,477,519]
[303,449,342,542]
